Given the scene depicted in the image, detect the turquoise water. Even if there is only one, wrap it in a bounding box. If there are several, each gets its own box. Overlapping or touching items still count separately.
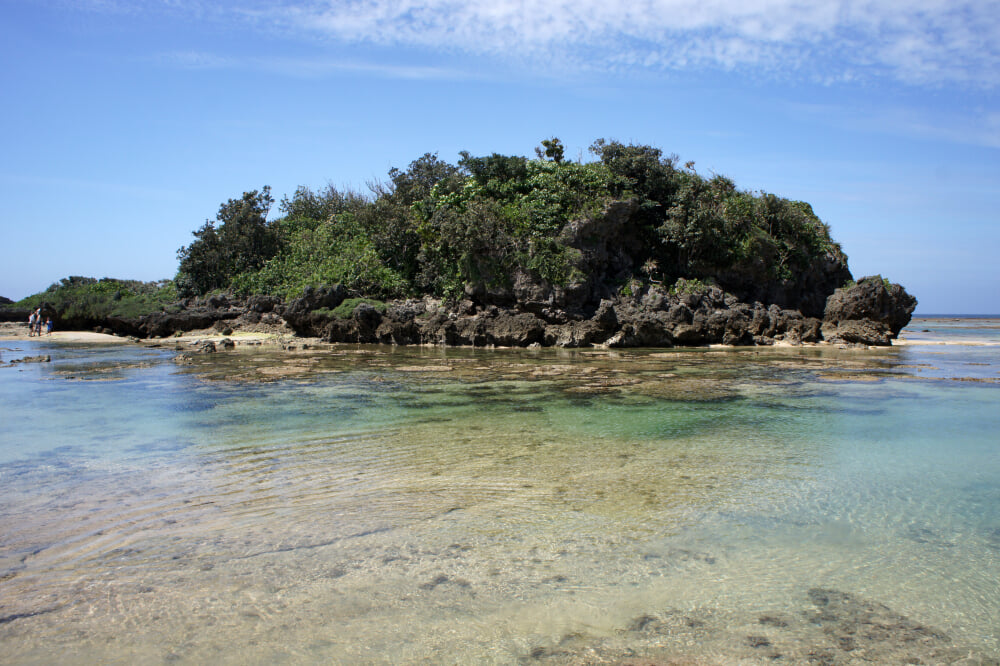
[1,326,998,664]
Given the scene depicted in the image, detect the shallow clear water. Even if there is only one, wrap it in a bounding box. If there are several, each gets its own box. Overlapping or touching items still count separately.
[1,327,998,664]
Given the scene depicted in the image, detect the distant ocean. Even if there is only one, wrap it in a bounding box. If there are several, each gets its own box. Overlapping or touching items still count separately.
[913,314,1000,318]
[1,320,997,663]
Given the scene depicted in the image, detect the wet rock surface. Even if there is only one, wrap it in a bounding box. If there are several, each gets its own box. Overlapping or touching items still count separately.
[8,355,51,364]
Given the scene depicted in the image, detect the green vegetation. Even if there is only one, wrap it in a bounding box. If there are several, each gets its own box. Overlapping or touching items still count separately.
[14,277,178,321]
[173,139,844,306]
[327,298,387,319]
[176,187,277,296]
[18,139,849,321]
[668,277,712,296]
[842,275,898,291]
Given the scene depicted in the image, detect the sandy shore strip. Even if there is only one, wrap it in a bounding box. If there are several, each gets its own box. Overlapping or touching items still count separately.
[0,322,310,347]
[0,322,126,343]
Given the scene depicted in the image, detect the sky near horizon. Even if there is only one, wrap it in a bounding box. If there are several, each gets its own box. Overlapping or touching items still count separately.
[2,1,998,313]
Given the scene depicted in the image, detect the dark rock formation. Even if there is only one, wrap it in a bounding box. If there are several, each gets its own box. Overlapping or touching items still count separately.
[0,308,30,323]
[283,285,346,332]
[48,250,914,348]
[101,295,256,339]
[270,283,833,348]
[822,277,918,346]
[732,251,853,319]
[75,273,916,349]
[0,296,31,323]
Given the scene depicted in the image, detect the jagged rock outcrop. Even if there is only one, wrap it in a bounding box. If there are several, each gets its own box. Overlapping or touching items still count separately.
[50,246,914,348]
[0,307,29,323]
[821,277,918,346]
[80,273,918,349]
[270,283,829,348]
[104,295,245,338]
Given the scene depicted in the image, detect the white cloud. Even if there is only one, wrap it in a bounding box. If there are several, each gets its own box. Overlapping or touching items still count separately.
[79,0,1000,87]
[243,0,1000,87]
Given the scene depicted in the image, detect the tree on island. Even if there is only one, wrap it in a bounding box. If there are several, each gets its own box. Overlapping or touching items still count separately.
[176,187,276,297]
[169,138,848,318]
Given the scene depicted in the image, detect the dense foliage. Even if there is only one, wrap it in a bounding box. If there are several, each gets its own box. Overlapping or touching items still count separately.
[176,188,277,297]
[164,139,847,305]
[14,277,178,321]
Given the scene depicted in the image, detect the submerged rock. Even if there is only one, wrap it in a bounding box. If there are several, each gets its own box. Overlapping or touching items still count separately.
[10,355,51,364]
[523,588,990,664]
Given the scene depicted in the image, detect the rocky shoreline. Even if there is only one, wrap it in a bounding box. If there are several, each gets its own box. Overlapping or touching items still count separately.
[32,274,911,349]
[2,274,917,350]
[2,185,918,350]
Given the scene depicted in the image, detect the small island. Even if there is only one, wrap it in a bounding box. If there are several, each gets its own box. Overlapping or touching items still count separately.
[2,139,916,348]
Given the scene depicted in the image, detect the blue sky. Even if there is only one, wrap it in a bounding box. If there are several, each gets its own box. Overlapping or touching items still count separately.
[2,0,998,313]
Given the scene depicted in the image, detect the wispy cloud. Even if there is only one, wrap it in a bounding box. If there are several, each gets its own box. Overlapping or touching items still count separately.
[241,0,1000,87]
[76,1,1000,87]
[156,50,465,80]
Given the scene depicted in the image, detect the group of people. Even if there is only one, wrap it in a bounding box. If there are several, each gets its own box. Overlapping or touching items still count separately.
[27,309,53,337]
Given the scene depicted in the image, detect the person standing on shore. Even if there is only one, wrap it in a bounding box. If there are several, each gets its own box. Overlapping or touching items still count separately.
[34,310,43,336]
[28,310,36,337]
[45,318,53,335]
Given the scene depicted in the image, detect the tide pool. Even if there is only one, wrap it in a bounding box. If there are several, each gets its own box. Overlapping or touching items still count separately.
[0,326,998,664]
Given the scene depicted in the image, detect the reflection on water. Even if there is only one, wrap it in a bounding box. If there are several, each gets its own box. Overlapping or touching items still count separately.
[1,336,998,663]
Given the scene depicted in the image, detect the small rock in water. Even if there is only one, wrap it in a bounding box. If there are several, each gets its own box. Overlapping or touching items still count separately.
[11,355,51,364]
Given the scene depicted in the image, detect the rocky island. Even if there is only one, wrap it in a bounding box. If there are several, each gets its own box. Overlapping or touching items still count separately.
[3,139,916,347]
